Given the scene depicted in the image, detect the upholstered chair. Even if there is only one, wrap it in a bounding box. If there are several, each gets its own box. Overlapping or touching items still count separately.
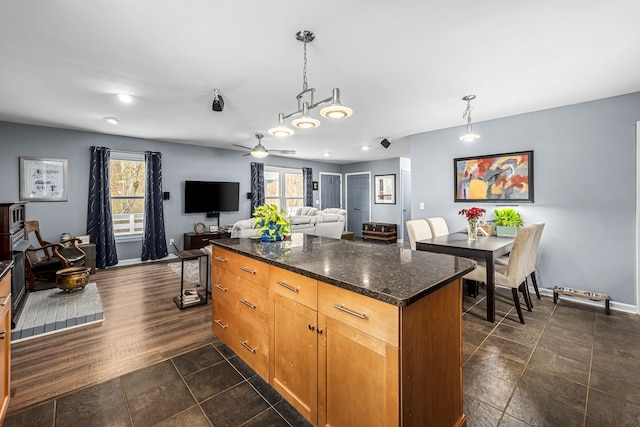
[463,225,536,324]
[496,223,545,299]
[406,219,432,250]
[426,217,449,237]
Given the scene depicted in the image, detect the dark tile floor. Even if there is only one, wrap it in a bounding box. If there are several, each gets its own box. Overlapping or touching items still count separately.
[6,286,640,426]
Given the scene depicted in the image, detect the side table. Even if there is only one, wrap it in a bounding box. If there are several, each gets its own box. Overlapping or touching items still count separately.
[78,243,96,274]
[173,249,209,310]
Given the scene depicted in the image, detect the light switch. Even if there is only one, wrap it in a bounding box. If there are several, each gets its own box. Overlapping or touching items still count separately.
[419,202,425,210]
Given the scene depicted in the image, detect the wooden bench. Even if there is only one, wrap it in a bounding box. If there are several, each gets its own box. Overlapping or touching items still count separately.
[553,286,610,315]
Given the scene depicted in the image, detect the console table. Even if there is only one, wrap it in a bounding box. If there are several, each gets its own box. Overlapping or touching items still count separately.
[183,231,231,250]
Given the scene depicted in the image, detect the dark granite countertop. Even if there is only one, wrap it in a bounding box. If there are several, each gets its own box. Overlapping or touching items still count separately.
[210,233,476,307]
[0,260,14,280]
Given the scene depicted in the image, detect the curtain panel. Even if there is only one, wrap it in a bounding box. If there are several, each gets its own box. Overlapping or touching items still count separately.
[303,167,313,207]
[87,146,118,268]
[141,151,168,261]
[250,162,265,213]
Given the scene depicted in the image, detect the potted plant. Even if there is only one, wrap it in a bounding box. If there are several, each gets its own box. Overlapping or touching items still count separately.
[252,203,292,241]
[490,207,524,237]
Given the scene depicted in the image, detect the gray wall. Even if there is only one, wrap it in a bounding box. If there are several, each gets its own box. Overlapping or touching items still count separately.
[341,158,402,225]
[410,92,640,305]
[0,121,341,259]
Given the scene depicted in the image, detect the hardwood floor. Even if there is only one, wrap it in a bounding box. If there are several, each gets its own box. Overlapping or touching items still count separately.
[8,261,217,414]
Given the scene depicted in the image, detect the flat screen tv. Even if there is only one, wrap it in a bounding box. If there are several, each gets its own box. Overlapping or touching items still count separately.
[184,181,240,213]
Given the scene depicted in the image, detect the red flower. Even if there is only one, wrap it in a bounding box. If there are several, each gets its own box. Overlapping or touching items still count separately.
[458,207,485,221]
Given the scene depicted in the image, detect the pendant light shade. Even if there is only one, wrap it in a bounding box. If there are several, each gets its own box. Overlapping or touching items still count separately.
[291,102,320,129]
[320,88,353,119]
[459,95,480,142]
[268,113,294,136]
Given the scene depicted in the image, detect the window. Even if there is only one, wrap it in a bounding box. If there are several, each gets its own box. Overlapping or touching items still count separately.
[110,152,145,239]
[264,167,304,215]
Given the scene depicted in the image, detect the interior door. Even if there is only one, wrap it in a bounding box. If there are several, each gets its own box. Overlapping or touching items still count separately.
[346,173,370,238]
[320,173,342,209]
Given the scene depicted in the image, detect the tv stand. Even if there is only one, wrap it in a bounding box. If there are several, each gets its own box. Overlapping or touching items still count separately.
[184,231,231,250]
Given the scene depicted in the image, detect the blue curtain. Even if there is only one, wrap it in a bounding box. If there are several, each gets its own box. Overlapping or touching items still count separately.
[250,162,265,214]
[87,146,118,268]
[141,151,168,261]
[303,167,313,207]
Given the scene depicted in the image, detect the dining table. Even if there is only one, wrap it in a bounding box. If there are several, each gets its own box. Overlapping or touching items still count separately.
[416,232,514,322]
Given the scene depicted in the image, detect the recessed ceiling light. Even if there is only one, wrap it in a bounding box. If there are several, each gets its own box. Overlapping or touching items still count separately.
[105,117,120,125]
[362,145,370,151]
[116,93,133,103]
[323,152,331,157]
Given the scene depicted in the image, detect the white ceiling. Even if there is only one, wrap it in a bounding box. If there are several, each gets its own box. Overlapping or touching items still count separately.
[1,1,639,164]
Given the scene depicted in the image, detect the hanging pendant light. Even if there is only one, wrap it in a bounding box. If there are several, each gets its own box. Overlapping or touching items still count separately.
[460,95,480,142]
[268,30,352,137]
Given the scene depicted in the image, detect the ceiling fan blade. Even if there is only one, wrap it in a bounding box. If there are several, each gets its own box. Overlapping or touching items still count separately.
[270,150,296,155]
[233,144,254,150]
[242,153,252,156]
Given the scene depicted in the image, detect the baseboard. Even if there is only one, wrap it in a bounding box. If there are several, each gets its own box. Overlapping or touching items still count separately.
[110,254,178,268]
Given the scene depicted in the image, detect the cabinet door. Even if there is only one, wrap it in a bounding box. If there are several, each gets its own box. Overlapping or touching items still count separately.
[317,313,399,427]
[0,295,11,423]
[269,292,317,424]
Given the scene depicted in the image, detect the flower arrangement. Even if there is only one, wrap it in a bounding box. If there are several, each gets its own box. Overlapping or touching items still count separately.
[458,207,486,222]
[459,207,485,240]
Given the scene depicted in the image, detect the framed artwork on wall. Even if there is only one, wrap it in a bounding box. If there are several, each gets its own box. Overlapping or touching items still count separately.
[374,174,396,204]
[19,157,68,202]
[454,150,534,202]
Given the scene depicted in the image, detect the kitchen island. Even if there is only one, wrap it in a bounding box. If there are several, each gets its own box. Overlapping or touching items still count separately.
[210,234,475,427]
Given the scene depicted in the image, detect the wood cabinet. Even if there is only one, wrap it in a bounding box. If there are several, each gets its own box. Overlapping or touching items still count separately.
[211,247,465,427]
[268,266,319,423]
[211,247,269,379]
[184,231,231,250]
[0,268,12,423]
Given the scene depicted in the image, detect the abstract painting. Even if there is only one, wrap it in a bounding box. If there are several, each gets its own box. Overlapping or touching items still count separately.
[454,151,533,202]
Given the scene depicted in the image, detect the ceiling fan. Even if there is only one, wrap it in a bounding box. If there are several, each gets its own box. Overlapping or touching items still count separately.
[233,133,296,158]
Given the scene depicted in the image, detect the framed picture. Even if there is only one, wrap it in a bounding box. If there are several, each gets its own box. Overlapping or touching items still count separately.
[374,174,396,204]
[454,150,534,202]
[19,157,68,201]
[76,235,90,245]
[209,225,219,233]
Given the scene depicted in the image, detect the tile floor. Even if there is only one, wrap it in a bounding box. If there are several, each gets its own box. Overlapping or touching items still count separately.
[5,286,640,426]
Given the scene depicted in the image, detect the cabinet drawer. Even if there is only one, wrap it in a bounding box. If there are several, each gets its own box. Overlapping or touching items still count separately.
[318,282,399,347]
[212,301,268,379]
[212,248,268,287]
[0,274,9,298]
[212,269,268,331]
[269,266,317,310]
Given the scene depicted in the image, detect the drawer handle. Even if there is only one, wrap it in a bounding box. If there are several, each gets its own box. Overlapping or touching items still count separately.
[214,256,228,263]
[240,299,256,310]
[333,304,367,319]
[0,294,11,306]
[0,330,5,340]
[240,267,256,275]
[214,284,228,292]
[276,281,299,293]
[214,319,228,329]
[240,340,256,354]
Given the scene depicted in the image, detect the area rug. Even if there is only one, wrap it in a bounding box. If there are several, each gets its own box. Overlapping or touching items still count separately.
[11,283,104,342]
[168,260,202,286]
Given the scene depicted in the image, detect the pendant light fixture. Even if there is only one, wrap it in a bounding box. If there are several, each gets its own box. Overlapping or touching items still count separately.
[268,30,352,137]
[459,95,480,142]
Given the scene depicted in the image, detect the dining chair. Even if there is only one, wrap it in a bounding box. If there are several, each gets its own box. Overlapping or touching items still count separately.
[426,217,449,237]
[463,225,536,324]
[406,219,432,250]
[496,223,545,299]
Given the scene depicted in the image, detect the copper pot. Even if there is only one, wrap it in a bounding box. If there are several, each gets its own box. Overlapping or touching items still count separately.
[56,266,90,292]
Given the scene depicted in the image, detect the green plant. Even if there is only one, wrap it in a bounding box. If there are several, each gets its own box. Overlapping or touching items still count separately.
[490,207,524,227]
[252,203,292,240]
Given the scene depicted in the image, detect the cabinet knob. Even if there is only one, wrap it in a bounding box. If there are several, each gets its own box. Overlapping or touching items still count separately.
[308,324,315,331]
[317,328,323,334]
[0,330,6,340]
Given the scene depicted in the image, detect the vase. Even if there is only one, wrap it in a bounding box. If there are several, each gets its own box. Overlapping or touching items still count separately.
[261,222,282,242]
[468,220,478,241]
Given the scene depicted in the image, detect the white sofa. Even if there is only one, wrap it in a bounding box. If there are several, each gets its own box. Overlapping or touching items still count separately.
[231,207,346,239]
